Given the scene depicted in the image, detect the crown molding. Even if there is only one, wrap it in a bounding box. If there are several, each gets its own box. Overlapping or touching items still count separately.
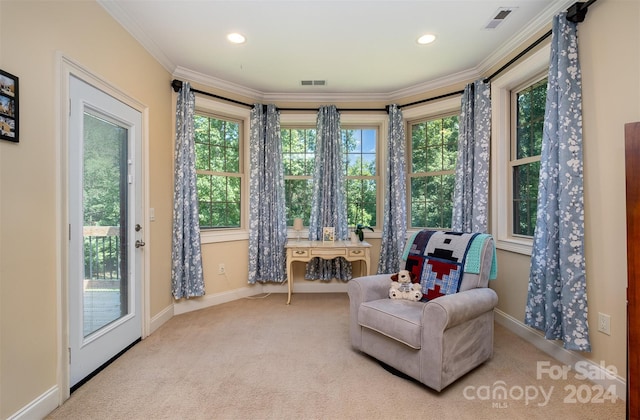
[263,91,390,104]
[97,0,176,74]
[175,66,479,105]
[475,0,575,76]
[105,0,575,105]
[172,66,265,101]
[387,67,481,103]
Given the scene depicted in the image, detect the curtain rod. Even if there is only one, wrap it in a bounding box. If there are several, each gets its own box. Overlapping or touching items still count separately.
[171,79,387,112]
[171,0,596,113]
[399,0,596,109]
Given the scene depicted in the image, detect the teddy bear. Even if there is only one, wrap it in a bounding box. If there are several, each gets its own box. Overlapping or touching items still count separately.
[389,269,422,301]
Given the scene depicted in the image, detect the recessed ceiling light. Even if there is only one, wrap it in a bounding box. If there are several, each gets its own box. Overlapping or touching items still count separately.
[227,33,246,44]
[417,34,436,45]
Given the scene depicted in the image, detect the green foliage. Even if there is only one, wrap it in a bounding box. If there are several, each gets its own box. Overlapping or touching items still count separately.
[82,112,126,279]
[410,115,459,229]
[353,223,374,241]
[83,113,125,227]
[513,78,546,236]
[516,79,547,159]
[281,127,378,228]
[194,114,241,228]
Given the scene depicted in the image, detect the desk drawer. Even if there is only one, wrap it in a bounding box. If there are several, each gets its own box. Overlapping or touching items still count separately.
[290,249,309,257]
[311,248,346,257]
[348,249,366,257]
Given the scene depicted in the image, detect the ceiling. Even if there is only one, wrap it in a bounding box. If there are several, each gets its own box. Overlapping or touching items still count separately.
[99,0,575,100]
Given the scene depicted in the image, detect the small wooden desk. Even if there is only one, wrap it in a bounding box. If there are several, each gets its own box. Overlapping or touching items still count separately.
[285,240,371,304]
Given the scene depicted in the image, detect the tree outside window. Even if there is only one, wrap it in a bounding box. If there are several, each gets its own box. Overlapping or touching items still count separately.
[409,115,458,229]
[511,77,546,237]
[343,128,377,228]
[281,127,315,226]
[281,126,378,229]
[194,114,242,229]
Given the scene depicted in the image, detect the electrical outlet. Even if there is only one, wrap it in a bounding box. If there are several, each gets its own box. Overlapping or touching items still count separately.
[218,263,225,275]
[598,312,611,335]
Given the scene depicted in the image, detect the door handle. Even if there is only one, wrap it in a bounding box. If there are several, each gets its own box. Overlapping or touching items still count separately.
[135,240,146,248]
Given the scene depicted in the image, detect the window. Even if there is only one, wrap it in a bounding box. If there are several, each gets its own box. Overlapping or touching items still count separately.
[511,77,546,237]
[281,127,315,226]
[491,43,550,254]
[408,115,459,229]
[281,123,380,229]
[194,113,242,229]
[343,128,377,227]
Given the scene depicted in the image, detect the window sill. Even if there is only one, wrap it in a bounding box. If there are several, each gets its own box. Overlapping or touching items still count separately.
[200,229,249,244]
[495,237,533,256]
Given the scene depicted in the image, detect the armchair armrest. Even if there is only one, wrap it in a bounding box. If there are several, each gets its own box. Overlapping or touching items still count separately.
[348,274,393,351]
[348,274,392,304]
[422,287,498,331]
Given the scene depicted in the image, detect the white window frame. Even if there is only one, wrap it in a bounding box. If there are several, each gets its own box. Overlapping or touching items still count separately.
[194,95,251,244]
[402,96,461,234]
[342,124,381,230]
[491,43,550,255]
[280,112,387,240]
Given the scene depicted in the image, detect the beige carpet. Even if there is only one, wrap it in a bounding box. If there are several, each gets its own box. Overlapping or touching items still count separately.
[48,293,625,420]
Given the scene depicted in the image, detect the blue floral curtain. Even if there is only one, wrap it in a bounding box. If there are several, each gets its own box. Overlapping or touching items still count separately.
[525,13,591,352]
[306,105,352,281]
[451,79,491,233]
[171,82,205,299]
[377,104,407,273]
[248,104,288,284]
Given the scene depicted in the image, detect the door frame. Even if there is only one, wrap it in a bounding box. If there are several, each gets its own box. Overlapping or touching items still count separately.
[56,54,150,403]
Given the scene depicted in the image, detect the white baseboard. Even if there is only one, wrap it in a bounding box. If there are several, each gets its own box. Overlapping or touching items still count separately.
[150,304,174,334]
[173,285,264,315]
[494,308,627,401]
[262,281,349,294]
[8,386,59,420]
[172,282,349,315]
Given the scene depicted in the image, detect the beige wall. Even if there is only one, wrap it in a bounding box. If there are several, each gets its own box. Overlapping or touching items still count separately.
[0,1,173,417]
[491,0,640,379]
[0,0,638,418]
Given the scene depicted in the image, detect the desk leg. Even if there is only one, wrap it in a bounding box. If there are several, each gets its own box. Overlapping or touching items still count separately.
[287,260,293,305]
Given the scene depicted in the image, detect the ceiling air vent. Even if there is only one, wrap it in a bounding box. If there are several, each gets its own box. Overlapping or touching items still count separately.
[485,7,515,29]
[301,80,327,86]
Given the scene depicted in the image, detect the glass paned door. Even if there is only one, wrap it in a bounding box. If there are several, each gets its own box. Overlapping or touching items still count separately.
[82,112,129,337]
[69,75,142,389]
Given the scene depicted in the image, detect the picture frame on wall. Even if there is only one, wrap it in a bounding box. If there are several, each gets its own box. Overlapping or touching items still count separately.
[322,227,335,243]
[0,69,19,143]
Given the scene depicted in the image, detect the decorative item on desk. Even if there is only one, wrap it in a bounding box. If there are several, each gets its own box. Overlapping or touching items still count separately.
[293,218,304,241]
[353,224,373,242]
[322,226,335,243]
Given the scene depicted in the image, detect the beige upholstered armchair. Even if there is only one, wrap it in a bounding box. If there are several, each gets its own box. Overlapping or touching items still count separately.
[348,231,498,392]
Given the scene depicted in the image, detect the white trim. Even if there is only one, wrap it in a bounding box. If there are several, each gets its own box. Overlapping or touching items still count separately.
[494,309,626,401]
[56,53,151,403]
[98,0,176,74]
[173,285,264,315]
[192,95,251,241]
[400,96,461,121]
[476,0,574,77]
[7,386,59,420]
[174,66,263,102]
[172,282,351,315]
[490,44,550,255]
[262,281,349,295]
[149,304,174,334]
[200,229,249,244]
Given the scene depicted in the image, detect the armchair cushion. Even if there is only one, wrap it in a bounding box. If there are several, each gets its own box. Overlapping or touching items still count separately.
[359,300,425,349]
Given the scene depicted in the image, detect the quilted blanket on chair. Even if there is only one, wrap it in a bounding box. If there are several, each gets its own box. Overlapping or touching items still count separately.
[404,230,479,301]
